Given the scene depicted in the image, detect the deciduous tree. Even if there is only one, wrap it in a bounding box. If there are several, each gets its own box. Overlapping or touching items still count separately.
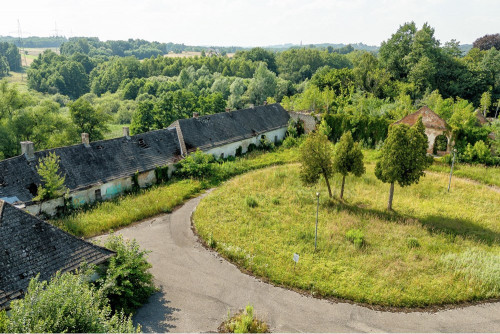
[299,132,334,197]
[375,118,430,210]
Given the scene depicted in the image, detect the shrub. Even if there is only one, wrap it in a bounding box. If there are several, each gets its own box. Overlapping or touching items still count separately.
[34,152,68,201]
[247,143,257,153]
[175,149,215,178]
[6,272,138,333]
[155,165,169,184]
[97,234,157,314]
[259,137,274,151]
[246,196,258,208]
[406,237,420,249]
[460,140,494,165]
[220,304,269,333]
[0,310,8,333]
[282,136,298,148]
[345,229,365,249]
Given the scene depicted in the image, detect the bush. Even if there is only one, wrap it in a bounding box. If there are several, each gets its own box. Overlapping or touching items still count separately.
[406,237,420,249]
[345,229,365,249]
[247,143,257,153]
[155,165,169,184]
[97,234,157,314]
[175,149,215,178]
[34,152,68,201]
[0,311,8,332]
[235,146,243,157]
[259,137,274,151]
[220,305,269,333]
[6,272,138,333]
[246,196,258,208]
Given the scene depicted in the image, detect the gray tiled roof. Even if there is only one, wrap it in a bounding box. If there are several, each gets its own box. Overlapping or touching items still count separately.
[175,103,290,152]
[0,200,114,310]
[0,127,182,203]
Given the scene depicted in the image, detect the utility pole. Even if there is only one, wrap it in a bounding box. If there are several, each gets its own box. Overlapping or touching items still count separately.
[448,149,456,192]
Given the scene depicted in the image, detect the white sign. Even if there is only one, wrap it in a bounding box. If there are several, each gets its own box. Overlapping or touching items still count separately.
[293,253,299,263]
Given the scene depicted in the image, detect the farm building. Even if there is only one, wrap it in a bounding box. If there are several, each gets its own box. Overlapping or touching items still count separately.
[0,103,290,216]
[393,106,451,154]
[0,199,114,310]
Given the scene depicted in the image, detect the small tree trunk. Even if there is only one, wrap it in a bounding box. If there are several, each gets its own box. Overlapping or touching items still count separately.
[340,175,345,199]
[323,174,333,198]
[388,182,394,211]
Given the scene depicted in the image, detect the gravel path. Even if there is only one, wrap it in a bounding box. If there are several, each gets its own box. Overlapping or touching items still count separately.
[95,191,500,333]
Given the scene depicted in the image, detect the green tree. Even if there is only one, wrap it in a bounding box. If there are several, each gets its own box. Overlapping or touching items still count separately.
[375,118,430,210]
[6,272,138,333]
[299,132,334,197]
[34,152,67,201]
[130,95,156,134]
[97,234,156,314]
[480,91,492,116]
[228,78,247,110]
[318,118,332,138]
[69,97,110,140]
[0,56,9,78]
[332,131,365,199]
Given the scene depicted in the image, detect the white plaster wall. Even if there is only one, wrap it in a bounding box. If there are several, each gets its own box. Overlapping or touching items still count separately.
[138,170,157,188]
[204,127,287,158]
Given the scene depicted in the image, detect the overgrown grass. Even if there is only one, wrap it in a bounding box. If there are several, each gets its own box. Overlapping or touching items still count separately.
[52,147,299,238]
[219,305,269,333]
[194,163,500,307]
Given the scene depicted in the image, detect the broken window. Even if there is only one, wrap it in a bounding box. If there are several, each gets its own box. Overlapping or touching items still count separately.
[95,189,102,201]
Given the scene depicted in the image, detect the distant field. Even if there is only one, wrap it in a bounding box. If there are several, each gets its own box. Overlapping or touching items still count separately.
[4,71,28,90]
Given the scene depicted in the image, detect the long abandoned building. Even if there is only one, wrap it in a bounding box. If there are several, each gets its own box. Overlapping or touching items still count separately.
[0,199,114,310]
[0,103,290,216]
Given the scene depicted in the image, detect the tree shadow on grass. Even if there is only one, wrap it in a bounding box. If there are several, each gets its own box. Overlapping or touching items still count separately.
[324,199,500,246]
[133,289,179,333]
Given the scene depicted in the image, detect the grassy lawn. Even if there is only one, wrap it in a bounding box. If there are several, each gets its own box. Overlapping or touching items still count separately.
[428,161,500,188]
[193,163,500,307]
[52,147,299,238]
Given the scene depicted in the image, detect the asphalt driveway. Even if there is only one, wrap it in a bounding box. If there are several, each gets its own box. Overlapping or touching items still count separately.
[95,191,500,333]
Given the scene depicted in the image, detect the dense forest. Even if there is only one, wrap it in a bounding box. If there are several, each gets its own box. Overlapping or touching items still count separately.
[0,22,499,163]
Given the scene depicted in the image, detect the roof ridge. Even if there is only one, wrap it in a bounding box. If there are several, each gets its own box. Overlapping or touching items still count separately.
[0,200,4,225]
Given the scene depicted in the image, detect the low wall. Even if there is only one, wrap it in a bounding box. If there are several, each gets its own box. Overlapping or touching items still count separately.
[204,127,287,158]
[25,163,174,217]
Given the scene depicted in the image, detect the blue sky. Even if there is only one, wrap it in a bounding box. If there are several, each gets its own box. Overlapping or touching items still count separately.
[1,0,498,46]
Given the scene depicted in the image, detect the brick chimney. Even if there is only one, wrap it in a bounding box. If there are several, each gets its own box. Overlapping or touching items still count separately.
[21,141,35,161]
[123,126,130,139]
[249,104,255,109]
[193,112,199,118]
[82,133,90,147]
[264,101,268,105]
[225,108,230,112]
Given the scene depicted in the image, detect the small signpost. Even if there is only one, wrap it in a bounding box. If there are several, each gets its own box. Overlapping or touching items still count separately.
[293,253,299,271]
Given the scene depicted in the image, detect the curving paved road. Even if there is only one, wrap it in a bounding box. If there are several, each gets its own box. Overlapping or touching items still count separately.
[95,191,500,333]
